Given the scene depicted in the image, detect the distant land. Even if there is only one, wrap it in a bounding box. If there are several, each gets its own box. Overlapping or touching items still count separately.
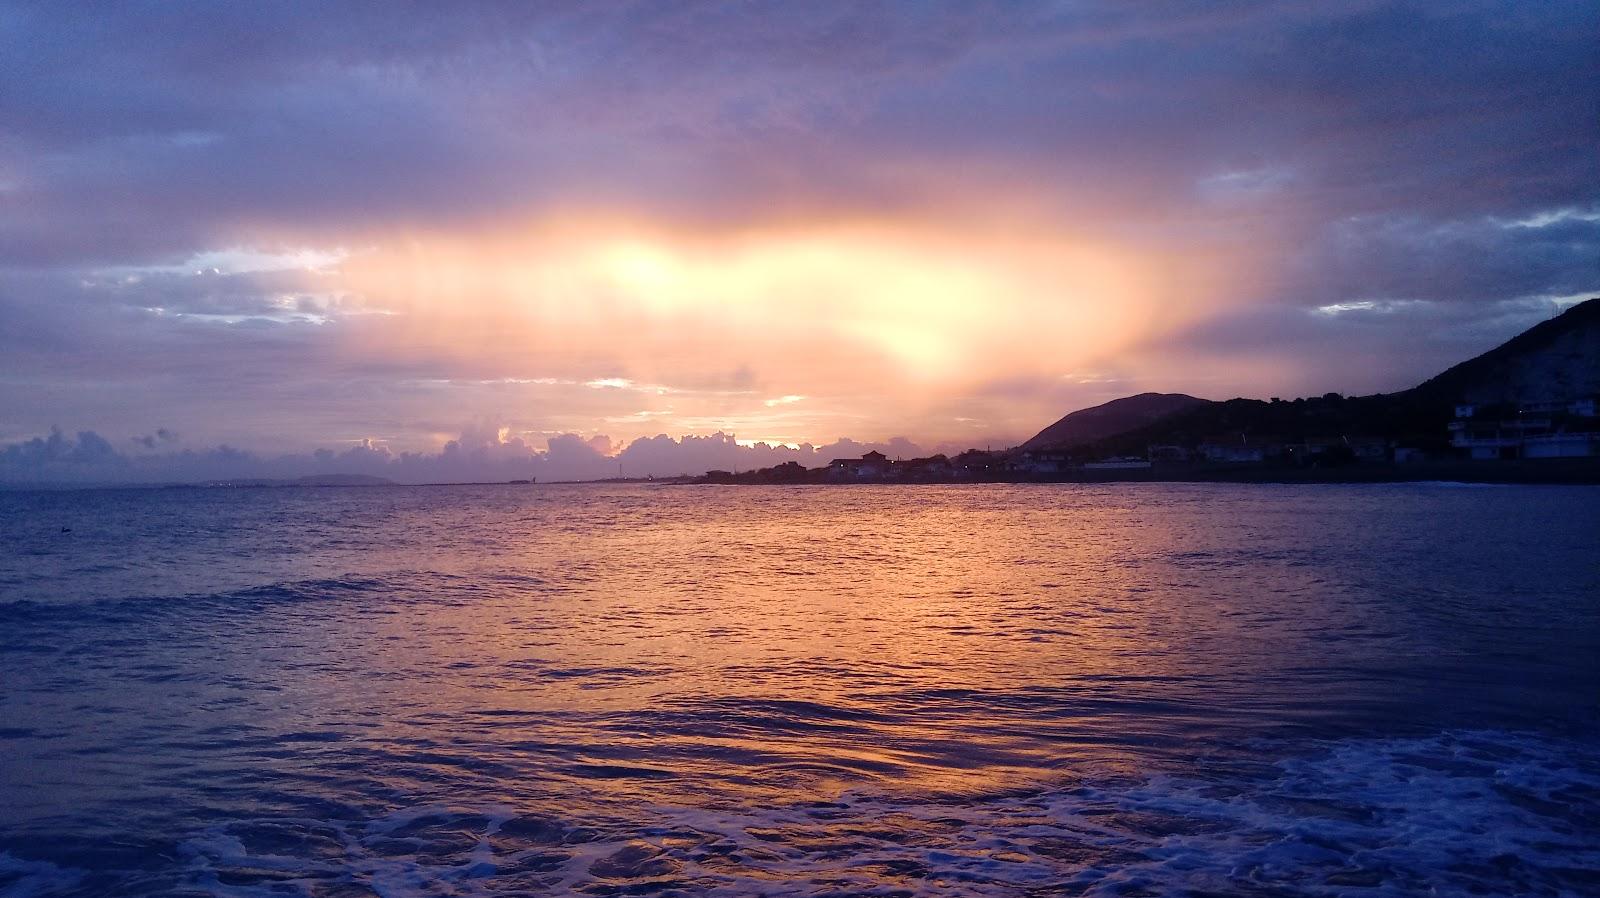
[1022,393,1210,450]
[11,302,1595,491]
[1038,297,1600,458]
[705,297,1600,485]
[183,474,397,489]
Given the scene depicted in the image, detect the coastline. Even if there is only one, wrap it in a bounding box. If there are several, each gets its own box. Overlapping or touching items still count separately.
[6,459,1599,492]
[688,457,1600,486]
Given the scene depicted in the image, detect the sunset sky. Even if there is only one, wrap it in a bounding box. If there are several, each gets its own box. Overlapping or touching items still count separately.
[2,2,1596,481]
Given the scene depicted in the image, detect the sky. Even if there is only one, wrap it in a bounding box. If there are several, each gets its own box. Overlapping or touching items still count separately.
[2,1,1597,483]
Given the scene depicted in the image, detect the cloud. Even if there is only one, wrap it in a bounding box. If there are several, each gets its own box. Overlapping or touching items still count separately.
[4,2,1592,265]
[2,428,123,469]
[0,2,1594,451]
[1146,295,1591,398]
[131,428,179,450]
[0,425,932,486]
[1280,211,1600,308]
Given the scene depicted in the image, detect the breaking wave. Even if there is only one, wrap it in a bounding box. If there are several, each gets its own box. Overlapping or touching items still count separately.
[7,730,1592,897]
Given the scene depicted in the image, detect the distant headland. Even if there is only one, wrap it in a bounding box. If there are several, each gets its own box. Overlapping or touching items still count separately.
[175,473,399,489]
[694,298,1600,485]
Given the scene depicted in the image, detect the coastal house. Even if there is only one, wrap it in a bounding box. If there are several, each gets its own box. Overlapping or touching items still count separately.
[1449,401,1560,459]
[1451,432,1522,460]
[1350,436,1390,462]
[1523,432,1600,458]
[1198,435,1278,463]
[1018,449,1070,474]
[858,450,890,478]
[828,450,893,480]
[898,455,953,480]
[762,461,810,483]
[1393,446,1427,463]
[1449,418,1529,459]
[1301,436,1389,464]
[1147,445,1191,463]
[1084,457,1151,470]
[1516,398,1595,416]
[1445,394,1600,459]
[826,457,861,480]
[952,449,1000,479]
[1520,400,1563,414]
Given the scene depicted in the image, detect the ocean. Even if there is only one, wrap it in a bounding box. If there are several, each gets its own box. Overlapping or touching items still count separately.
[1,482,1596,896]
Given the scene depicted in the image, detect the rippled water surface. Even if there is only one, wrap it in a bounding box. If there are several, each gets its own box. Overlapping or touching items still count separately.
[2,483,1597,896]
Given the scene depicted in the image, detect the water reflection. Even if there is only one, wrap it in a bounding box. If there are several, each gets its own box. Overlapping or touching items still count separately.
[0,483,1597,895]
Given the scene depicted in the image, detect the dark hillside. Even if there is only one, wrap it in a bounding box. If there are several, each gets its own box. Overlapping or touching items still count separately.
[1032,298,1599,459]
[1022,393,1210,449]
[1406,299,1600,404]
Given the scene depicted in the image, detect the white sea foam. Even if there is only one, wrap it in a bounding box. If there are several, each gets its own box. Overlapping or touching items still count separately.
[159,730,1598,897]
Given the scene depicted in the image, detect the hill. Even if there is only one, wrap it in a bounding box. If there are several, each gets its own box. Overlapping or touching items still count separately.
[1026,298,1599,457]
[1022,392,1210,450]
[1406,299,1600,405]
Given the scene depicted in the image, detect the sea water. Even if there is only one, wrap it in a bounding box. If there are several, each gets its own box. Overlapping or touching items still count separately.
[1,483,1596,896]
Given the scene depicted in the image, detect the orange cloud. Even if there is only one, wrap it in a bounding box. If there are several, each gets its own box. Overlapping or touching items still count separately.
[332,210,1250,444]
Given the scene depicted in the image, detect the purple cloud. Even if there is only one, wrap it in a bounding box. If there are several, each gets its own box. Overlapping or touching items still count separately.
[0,2,1594,469]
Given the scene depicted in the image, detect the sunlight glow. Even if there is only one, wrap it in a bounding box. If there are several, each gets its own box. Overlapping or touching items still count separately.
[334,213,1243,443]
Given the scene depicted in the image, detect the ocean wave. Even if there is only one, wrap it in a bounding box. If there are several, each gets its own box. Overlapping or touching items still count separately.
[0,572,436,618]
[13,729,1591,897]
[0,852,84,898]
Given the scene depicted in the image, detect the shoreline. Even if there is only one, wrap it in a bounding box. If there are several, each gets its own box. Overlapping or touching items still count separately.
[690,458,1600,486]
[6,459,1600,492]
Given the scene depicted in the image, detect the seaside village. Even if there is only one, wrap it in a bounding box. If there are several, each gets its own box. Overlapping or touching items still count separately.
[703,395,1600,483]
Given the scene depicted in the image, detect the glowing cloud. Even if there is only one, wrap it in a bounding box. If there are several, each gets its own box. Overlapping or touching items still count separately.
[329,213,1243,443]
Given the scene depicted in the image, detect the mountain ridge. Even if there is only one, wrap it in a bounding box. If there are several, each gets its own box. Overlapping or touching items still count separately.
[1022,299,1599,453]
[1022,393,1209,450]
[1405,299,1600,405]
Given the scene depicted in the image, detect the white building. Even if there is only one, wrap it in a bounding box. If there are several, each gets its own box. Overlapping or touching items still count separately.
[1523,433,1600,458]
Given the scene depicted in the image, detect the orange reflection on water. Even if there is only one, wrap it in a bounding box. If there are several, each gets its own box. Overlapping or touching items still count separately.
[257,483,1340,806]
